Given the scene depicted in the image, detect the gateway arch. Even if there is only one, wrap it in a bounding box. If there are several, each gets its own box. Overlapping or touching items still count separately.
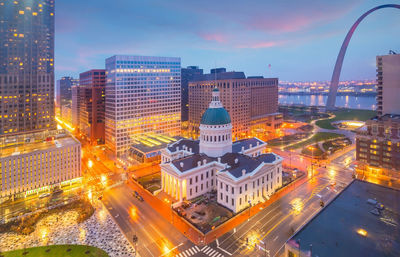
[326,4,400,110]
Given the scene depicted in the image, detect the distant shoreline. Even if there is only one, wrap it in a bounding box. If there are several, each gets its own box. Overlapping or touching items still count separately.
[278,92,376,97]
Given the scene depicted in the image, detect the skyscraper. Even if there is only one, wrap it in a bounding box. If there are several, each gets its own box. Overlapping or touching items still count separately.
[356,52,400,181]
[79,69,106,145]
[56,76,78,119]
[105,55,181,157]
[376,53,400,116]
[0,0,55,136]
[181,66,203,122]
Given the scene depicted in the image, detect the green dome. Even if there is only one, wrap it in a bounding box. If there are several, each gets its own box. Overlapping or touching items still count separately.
[212,87,219,92]
[201,107,231,125]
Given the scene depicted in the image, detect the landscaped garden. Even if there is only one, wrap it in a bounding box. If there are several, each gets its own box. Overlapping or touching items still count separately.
[0,199,94,235]
[322,137,352,153]
[316,108,376,129]
[267,133,311,147]
[137,172,161,194]
[285,132,343,150]
[301,144,325,157]
[0,245,109,257]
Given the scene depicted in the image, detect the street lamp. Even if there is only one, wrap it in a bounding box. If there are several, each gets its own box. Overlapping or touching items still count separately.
[248,200,252,220]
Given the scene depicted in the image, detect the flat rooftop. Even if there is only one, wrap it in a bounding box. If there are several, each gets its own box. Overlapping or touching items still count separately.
[130,135,182,154]
[0,135,80,158]
[289,180,400,256]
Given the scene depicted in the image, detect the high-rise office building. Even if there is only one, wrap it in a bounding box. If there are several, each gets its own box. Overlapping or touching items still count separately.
[105,55,181,157]
[0,0,55,136]
[356,52,400,182]
[56,76,78,119]
[188,69,280,139]
[376,53,400,116]
[79,69,106,145]
[181,66,203,122]
[0,1,81,200]
[71,84,80,129]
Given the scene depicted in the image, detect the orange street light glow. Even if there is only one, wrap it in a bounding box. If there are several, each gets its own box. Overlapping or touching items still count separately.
[357,228,367,237]
[88,159,93,168]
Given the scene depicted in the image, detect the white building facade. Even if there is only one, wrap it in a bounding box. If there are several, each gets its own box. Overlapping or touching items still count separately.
[105,55,181,157]
[0,130,81,199]
[160,88,282,213]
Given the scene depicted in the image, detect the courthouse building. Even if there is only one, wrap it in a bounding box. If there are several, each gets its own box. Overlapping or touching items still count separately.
[160,88,282,213]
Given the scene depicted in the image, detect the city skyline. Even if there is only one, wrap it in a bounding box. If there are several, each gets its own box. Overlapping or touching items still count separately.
[55,0,400,81]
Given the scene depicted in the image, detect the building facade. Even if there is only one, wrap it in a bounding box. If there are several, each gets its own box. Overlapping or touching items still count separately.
[188,69,280,139]
[181,66,203,122]
[71,84,80,129]
[160,88,282,213]
[376,53,400,116]
[56,76,78,119]
[0,130,81,199]
[356,114,400,180]
[79,69,106,145]
[0,0,55,136]
[356,52,400,182]
[105,55,181,157]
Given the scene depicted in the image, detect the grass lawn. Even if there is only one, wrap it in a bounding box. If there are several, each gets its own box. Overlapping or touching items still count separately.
[1,245,109,257]
[285,132,344,150]
[316,109,376,129]
[138,172,161,193]
[301,144,325,157]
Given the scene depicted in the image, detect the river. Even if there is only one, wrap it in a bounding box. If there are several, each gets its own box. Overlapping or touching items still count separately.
[278,94,376,110]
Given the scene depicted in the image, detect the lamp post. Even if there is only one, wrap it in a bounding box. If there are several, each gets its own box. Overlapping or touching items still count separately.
[248,200,252,220]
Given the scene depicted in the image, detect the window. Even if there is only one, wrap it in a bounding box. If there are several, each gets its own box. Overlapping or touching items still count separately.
[190,178,192,185]
[195,176,198,183]
[253,181,255,188]
[226,184,228,192]
[240,186,242,194]
[201,184,203,190]
[226,195,228,203]
[240,198,242,205]
[257,179,259,186]
[245,195,247,202]
[201,174,203,180]
[245,184,247,191]
[211,170,214,176]
[220,193,223,200]
[262,177,264,184]
[277,177,279,183]
[220,182,223,189]
[195,186,198,193]
[190,188,192,196]
[232,199,234,206]
[206,181,208,188]
[232,187,234,194]
[211,179,214,186]
[206,171,209,178]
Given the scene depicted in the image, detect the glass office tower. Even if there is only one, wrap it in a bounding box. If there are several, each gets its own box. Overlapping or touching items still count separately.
[105,55,181,157]
[0,0,55,136]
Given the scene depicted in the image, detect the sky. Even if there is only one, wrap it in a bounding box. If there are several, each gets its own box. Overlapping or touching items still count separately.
[55,0,400,82]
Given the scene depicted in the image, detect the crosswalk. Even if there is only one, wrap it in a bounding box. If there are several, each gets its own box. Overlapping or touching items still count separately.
[174,245,224,257]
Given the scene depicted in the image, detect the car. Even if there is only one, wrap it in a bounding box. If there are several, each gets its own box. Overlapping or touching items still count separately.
[133,191,144,202]
[53,188,63,194]
[39,193,51,199]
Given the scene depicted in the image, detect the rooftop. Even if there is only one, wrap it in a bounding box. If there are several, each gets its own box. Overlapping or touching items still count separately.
[289,180,400,257]
[221,152,279,178]
[167,139,199,154]
[130,134,182,154]
[232,138,264,153]
[171,154,216,172]
[0,134,80,158]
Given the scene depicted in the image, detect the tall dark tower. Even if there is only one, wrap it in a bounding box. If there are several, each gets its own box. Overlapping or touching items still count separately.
[0,0,55,136]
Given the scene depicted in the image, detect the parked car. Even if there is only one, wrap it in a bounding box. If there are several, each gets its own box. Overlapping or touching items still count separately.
[133,191,144,202]
[39,193,51,199]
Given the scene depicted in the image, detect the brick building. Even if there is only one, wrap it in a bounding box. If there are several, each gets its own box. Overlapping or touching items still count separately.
[79,69,106,145]
[188,69,280,139]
